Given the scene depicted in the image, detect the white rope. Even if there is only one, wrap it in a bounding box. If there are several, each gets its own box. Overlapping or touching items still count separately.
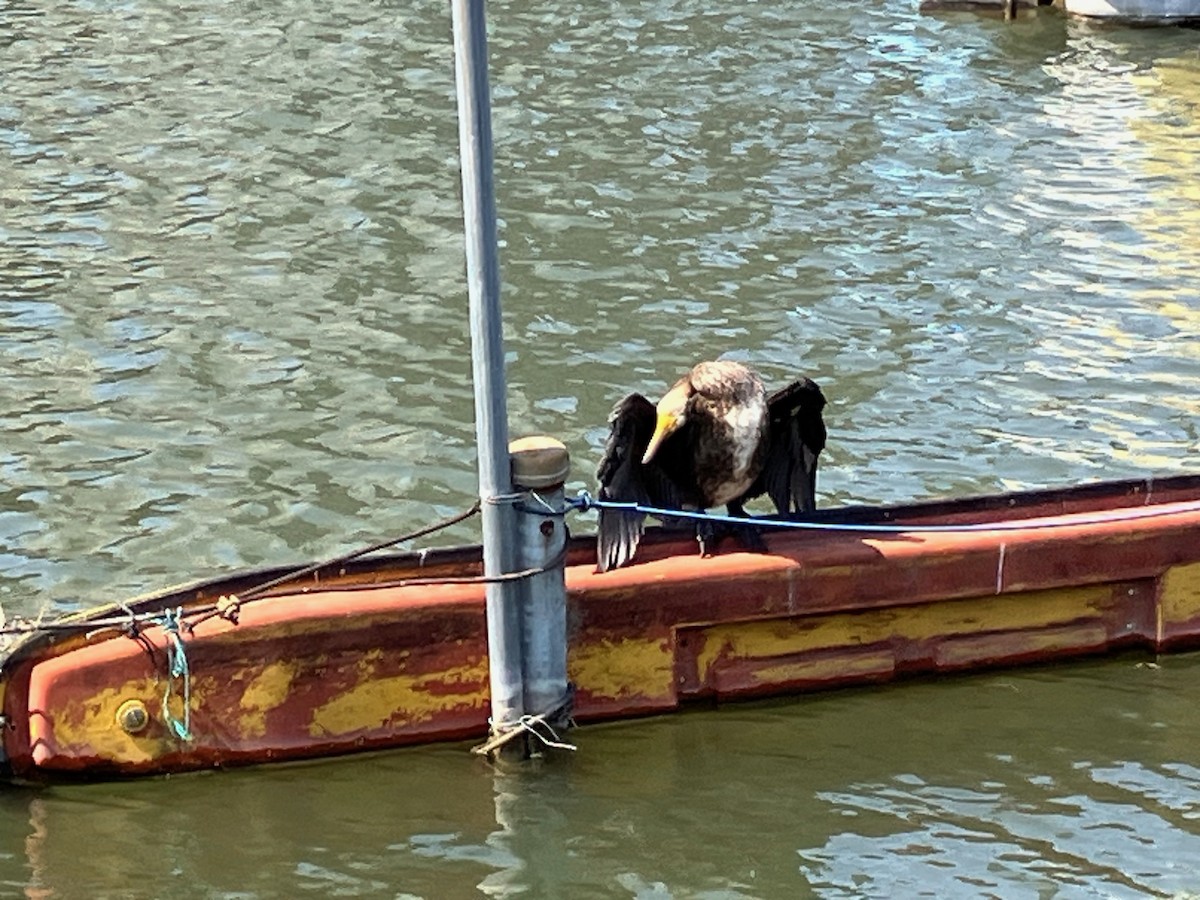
[471,703,576,756]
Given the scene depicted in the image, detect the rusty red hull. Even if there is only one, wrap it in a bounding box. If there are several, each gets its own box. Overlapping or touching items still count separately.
[4,475,1200,781]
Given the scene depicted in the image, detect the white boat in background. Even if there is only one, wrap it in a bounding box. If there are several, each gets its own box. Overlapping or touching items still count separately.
[1062,0,1200,21]
[920,0,1200,23]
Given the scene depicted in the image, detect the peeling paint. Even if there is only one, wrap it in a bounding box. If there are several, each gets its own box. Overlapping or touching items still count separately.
[569,636,673,701]
[1161,562,1200,637]
[308,661,488,738]
[934,623,1109,668]
[694,584,1116,677]
[751,649,896,687]
[49,679,165,764]
[237,661,299,739]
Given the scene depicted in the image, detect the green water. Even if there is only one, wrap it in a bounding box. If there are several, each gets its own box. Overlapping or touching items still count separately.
[1,0,1199,895]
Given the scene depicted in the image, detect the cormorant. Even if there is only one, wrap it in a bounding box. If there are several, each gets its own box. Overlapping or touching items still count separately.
[595,360,827,572]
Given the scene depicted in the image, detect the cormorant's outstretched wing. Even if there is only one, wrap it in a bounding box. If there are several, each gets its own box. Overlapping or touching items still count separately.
[595,393,691,572]
[596,393,653,572]
[742,377,827,516]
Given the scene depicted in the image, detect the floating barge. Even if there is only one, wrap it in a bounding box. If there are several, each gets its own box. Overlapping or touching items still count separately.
[1,474,1199,781]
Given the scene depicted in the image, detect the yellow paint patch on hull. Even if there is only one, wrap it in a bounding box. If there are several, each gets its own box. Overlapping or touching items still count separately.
[50,678,166,765]
[748,648,897,688]
[308,661,488,738]
[237,660,299,739]
[934,623,1110,668]
[694,584,1118,677]
[569,635,674,701]
[1160,562,1200,638]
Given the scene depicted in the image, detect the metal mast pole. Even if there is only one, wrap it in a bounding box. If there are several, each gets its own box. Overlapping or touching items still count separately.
[449,0,524,733]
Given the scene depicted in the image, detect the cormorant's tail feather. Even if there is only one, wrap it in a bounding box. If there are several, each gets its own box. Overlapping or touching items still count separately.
[596,508,645,573]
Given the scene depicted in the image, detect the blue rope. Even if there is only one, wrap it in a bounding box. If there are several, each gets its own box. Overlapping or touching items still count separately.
[569,491,1200,534]
[159,607,193,742]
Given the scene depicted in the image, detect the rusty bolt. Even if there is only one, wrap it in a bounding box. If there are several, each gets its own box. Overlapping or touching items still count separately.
[116,699,149,734]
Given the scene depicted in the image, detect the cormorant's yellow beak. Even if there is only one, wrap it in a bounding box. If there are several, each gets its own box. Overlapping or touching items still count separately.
[642,412,677,464]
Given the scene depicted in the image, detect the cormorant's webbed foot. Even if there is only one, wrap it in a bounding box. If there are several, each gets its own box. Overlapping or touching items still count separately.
[725,501,766,553]
[694,516,766,557]
[731,521,766,553]
[696,518,718,557]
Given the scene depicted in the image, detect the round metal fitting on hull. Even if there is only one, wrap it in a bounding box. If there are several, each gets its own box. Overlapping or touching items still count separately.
[116,699,149,734]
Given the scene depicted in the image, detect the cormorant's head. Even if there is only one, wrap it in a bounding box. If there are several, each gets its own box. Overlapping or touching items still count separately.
[642,381,692,464]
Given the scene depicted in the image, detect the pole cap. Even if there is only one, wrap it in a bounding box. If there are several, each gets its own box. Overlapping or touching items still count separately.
[509,436,570,489]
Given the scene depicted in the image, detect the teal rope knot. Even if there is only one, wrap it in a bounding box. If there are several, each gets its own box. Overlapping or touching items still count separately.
[159,607,193,742]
